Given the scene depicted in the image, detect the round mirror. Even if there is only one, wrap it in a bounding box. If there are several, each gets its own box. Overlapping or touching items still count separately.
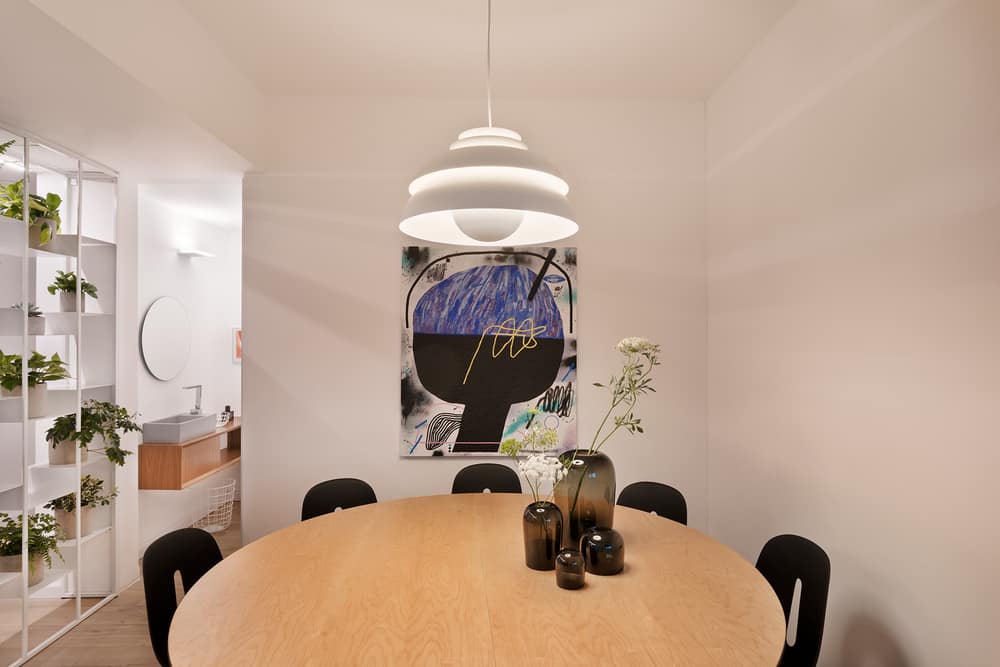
[141,297,191,381]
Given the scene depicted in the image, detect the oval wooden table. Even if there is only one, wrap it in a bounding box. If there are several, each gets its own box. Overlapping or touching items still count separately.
[169,494,785,666]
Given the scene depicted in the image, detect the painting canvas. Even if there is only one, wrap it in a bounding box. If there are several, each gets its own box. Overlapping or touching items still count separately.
[401,247,577,456]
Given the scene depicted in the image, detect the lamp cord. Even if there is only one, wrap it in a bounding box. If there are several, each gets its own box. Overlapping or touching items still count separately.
[486,0,493,127]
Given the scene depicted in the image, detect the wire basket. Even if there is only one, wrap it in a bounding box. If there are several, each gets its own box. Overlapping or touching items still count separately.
[193,479,237,533]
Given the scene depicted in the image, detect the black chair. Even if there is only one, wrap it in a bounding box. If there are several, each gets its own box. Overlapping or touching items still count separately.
[616,481,688,525]
[143,528,223,667]
[755,534,831,667]
[301,478,378,521]
[451,463,522,494]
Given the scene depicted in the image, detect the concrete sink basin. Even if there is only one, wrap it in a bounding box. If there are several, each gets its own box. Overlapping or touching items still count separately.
[142,413,217,444]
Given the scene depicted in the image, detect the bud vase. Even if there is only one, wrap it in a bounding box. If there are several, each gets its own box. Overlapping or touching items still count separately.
[522,501,563,570]
[554,450,616,549]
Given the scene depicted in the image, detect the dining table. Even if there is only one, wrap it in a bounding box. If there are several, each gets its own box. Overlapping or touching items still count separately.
[169,493,785,665]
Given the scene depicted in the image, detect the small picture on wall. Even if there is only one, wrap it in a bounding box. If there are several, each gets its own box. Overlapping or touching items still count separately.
[401,247,578,457]
[233,328,242,364]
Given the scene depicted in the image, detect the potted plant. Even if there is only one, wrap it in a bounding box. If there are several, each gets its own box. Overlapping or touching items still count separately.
[0,350,70,419]
[47,271,98,313]
[0,513,63,587]
[8,302,45,335]
[501,412,566,571]
[0,180,62,247]
[45,399,140,466]
[553,337,661,549]
[44,475,117,539]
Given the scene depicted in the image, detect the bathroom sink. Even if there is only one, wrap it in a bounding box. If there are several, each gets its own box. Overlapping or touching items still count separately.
[142,413,218,444]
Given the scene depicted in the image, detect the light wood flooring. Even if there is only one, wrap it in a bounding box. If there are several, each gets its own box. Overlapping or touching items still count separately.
[20,503,242,666]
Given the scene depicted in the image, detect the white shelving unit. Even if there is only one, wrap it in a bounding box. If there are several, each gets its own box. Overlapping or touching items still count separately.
[0,125,120,666]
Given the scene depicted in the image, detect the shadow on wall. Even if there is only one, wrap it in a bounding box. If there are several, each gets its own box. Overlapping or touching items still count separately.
[243,254,390,357]
[839,611,910,667]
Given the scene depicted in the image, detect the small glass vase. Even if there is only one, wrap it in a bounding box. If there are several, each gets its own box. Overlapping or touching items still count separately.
[580,527,625,576]
[555,548,586,590]
[554,450,616,549]
[522,500,563,571]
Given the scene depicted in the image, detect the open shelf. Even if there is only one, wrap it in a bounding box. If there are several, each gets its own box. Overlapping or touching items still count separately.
[0,457,111,512]
[0,568,69,600]
[2,123,121,662]
[0,312,114,337]
[182,448,241,489]
[0,385,116,423]
[58,525,111,548]
[0,216,114,257]
[28,569,69,598]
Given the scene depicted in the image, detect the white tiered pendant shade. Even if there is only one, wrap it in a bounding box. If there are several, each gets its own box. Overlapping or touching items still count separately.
[400,126,578,246]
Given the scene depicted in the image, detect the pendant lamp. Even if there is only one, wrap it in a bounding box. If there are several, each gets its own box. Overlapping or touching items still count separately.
[399,0,577,246]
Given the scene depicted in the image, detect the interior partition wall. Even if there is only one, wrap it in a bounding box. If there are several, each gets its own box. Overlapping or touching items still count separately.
[0,124,119,666]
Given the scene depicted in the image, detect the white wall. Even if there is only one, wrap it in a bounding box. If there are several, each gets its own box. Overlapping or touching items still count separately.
[137,194,241,421]
[706,0,1000,664]
[242,96,707,542]
[136,192,242,549]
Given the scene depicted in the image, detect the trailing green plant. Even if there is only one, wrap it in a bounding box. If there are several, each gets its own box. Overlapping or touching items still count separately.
[45,400,140,466]
[47,270,98,299]
[44,475,118,513]
[0,513,64,570]
[0,349,70,392]
[10,302,42,317]
[0,180,62,244]
[0,139,13,156]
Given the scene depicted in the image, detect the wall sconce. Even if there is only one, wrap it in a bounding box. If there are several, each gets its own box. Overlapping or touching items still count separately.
[177,249,215,258]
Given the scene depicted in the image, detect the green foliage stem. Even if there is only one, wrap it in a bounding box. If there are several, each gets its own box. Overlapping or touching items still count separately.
[0,514,64,570]
[47,270,98,299]
[45,400,140,467]
[45,475,118,513]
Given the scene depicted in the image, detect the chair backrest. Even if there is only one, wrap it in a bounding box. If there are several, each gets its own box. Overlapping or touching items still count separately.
[451,463,522,494]
[301,478,378,521]
[616,481,688,525]
[142,528,223,667]
[755,534,831,667]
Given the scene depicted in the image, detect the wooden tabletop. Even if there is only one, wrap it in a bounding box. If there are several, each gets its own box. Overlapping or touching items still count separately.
[169,494,785,666]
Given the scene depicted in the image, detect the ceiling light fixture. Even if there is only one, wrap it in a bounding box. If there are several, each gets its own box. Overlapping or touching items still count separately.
[399,0,577,246]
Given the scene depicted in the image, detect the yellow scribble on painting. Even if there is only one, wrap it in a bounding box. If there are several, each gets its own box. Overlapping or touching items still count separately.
[462,317,547,385]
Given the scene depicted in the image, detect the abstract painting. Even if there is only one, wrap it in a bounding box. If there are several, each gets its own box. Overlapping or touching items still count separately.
[401,247,577,456]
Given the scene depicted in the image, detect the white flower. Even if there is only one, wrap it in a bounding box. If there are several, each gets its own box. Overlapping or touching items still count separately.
[616,336,658,355]
[517,454,565,494]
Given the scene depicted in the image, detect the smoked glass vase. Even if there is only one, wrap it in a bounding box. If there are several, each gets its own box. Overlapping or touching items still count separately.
[522,501,563,570]
[554,450,616,549]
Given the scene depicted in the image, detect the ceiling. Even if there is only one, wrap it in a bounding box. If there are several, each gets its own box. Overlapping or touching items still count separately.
[175,0,796,99]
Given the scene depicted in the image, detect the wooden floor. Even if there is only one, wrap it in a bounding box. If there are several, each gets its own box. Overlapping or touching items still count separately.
[22,503,242,667]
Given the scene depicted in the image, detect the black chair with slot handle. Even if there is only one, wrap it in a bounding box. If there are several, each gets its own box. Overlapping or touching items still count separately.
[451,463,522,494]
[755,534,831,667]
[142,527,223,667]
[301,478,378,521]
[616,481,688,525]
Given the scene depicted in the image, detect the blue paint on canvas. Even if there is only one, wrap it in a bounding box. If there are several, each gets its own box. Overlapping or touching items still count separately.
[412,265,564,339]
